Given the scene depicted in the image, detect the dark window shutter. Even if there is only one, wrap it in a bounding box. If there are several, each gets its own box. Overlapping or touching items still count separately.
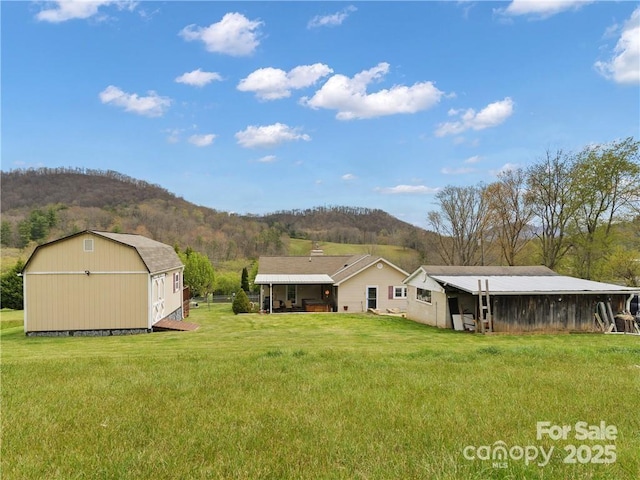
[388,286,394,299]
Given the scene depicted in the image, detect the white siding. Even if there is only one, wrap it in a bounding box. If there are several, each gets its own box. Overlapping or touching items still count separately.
[405,286,450,328]
[404,273,449,328]
[338,262,408,313]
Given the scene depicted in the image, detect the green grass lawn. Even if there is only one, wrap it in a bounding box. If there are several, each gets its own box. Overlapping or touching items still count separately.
[2,306,639,479]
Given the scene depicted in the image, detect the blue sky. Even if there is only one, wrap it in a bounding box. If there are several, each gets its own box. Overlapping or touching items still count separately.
[2,1,639,228]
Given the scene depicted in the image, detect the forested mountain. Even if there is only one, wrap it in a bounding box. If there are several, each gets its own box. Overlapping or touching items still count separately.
[261,206,420,245]
[0,168,431,270]
[1,168,179,211]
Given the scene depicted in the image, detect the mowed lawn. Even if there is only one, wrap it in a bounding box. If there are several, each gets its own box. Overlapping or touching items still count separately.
[2,306,639,480]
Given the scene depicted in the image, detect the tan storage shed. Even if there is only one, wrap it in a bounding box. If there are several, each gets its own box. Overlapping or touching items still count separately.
[22,230,184,336]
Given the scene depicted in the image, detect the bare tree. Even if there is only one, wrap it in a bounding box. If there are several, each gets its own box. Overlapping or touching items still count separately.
[525,149,579,270]
[485,168,534,266]
[570,137,640,279]
[427,185,489,266]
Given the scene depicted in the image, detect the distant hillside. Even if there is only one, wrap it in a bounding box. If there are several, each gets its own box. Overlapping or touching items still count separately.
[1,167,181,211]
[0,168,434,271]
[261,206,420,244]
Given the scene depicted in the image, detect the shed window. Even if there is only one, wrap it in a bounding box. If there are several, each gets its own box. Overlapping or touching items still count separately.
[173,272,181,293]
[84,238,94,252]
[416,288,432,304]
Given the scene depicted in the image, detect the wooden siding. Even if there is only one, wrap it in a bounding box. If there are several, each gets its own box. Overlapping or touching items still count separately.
[492,294,626,333]
[183,286,191,318]
[25,273,148,331]
[405,290,628,333]
[338,263,408,313]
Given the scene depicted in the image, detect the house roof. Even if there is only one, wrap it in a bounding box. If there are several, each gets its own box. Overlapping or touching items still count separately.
[255,254,407,285]
[407,265,637,296]
[331,256,410,285]
[23,230,183,274]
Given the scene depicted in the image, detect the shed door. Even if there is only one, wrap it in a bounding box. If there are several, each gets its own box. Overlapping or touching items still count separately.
[367,286,378,310]
[152,275,166,323]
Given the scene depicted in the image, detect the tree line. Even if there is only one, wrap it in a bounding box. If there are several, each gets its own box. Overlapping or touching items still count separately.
[427,137,640,284]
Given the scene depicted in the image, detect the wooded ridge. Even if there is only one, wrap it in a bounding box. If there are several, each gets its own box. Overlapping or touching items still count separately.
[0,168,431,270]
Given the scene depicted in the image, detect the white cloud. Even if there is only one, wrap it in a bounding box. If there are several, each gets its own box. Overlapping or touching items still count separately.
[175,69,222,87]
[464,155,481,164]
[235,123,311,148]
[498,1,593,18]
[237,63,333,100]
[36,0,137,23]
[491,163,520,176]
[308,5,357,28]
[595,8,640,85]
[179,12,262,56]
[301,63,445,120]
[99,85,171,117]
[435,97,514,137]
[258,155,277,163]
[188,134,216,147]
[376,185,439,194]
[342,173,356,181]
[441,167,475,175]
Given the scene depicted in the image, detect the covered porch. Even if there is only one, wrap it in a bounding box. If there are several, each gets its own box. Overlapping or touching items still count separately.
[255,274,338,313]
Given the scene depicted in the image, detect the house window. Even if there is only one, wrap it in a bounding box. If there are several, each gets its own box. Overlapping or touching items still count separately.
[287,284,296,302]
[393,286,407,299]
[417,287,432,304]
[83,238,94,252]
[173,272,181,293]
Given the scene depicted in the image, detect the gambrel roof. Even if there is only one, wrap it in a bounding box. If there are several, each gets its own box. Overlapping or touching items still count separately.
[91,231,182,273]
[23,230,183,274]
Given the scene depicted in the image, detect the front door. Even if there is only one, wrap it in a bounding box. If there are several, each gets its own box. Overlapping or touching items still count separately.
[367,286,378,310]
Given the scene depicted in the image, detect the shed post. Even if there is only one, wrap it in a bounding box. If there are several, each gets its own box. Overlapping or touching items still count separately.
[477,280,483,333]
[485,279,493,332]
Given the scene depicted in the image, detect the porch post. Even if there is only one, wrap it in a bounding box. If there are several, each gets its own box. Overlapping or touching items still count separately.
[269,283,273,313]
